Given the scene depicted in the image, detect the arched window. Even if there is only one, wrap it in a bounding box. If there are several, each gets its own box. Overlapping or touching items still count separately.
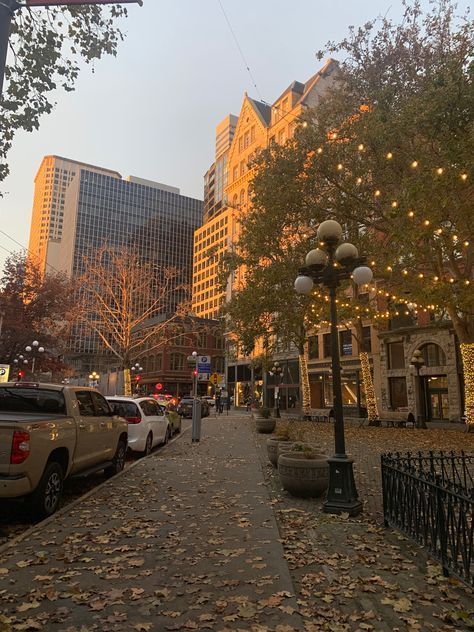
[420,343,446,367]
[239,189,246,206]
[232,194,238,208]
[170,353,185,371]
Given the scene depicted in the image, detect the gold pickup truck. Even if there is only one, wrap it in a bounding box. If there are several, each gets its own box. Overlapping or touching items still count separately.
[0,383,128,519]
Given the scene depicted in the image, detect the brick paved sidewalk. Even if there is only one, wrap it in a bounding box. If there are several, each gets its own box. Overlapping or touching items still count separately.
[0,418,303,632]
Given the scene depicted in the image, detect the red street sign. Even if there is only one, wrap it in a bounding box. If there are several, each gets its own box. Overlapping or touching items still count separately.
[26,1,143,6]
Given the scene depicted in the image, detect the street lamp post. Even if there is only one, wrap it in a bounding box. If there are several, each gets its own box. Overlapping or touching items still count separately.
[294,219,373,516]
[25,340,45,378]
[131,362,144,393]
[88,371,100,388]
[410,350,427,429]
[270,362,283,418]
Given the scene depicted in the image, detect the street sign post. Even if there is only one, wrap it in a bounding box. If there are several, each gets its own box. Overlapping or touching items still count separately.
[0,0,142,96]
[197,355,211,382]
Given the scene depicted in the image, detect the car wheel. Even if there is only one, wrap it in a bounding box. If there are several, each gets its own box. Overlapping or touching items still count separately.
[164,426,171,444]
[29,461,64,520]
[105,438,127,477]
[142,432,153,457]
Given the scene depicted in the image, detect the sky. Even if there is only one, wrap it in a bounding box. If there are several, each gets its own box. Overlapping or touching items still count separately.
[0,0,469,268]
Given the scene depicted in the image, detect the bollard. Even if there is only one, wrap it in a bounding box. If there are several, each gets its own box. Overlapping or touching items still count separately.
[192,398,202,442]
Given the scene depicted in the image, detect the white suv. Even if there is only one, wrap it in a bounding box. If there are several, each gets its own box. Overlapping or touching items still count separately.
[107,397,170,456]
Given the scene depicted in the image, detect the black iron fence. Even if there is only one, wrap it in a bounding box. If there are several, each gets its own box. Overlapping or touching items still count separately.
[381,451,473,587]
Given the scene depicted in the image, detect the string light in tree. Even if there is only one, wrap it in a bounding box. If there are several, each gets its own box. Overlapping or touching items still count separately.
[460,343,474,430]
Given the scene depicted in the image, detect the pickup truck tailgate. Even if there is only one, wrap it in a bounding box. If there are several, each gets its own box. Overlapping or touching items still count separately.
[0,427,13,474]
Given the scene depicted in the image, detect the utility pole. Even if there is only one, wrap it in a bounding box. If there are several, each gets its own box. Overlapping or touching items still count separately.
[0,0,142,97]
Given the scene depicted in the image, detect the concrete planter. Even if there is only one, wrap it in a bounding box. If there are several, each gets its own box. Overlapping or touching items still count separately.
[267,437,292,467]
[278,452,329,498]
[255,417,276,434]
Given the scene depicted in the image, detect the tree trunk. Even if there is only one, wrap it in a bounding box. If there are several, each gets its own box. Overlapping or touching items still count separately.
[353,318,379,425]
[445,308,474,431]
[299,343,311,417]
[359,351,379,425]
[460,343,474,431]
[123,367,132,397]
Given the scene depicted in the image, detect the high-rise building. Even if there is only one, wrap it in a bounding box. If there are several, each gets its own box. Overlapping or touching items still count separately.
[59,169,202,371]
[192,60,340,403]
[192,115,237,319]
[27,155,121,275]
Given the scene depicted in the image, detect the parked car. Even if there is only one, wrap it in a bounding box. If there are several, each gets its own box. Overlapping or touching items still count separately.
[202,396,215,408]
[177,397,210,419]
[107,397,177,456]
[0,382,128,519]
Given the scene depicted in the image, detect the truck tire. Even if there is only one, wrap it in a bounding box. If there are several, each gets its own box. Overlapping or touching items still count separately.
[105,438,127,478]
[29,461,64,520]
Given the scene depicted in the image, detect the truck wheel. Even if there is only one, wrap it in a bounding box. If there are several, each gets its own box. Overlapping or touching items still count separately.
[29,462,64,520]
[105,438,127,477]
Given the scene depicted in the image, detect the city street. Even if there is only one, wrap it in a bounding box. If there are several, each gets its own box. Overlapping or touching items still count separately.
[0,414,472,631]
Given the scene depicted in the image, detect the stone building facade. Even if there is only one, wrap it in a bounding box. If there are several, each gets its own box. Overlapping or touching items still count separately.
[378,323,463,423]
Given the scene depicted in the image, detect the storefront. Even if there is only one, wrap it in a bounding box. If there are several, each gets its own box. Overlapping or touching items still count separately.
[309,366,367,416]
[265,359,300,411]
[227,364,263,407]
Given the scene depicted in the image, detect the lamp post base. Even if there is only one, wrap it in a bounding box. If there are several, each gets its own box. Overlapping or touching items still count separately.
[323,455,362,516]
[274,407,281,418]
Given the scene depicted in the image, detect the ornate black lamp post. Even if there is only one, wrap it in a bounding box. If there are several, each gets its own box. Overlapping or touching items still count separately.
[410,350,427,429]
[25,340,45,378]
[294,220,373,516]
[131,362,144,394]
[270,362,283,418]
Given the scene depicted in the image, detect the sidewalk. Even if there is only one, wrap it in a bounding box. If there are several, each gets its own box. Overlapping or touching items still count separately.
[0,416,304,632]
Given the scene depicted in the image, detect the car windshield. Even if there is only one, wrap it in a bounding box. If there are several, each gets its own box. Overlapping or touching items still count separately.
[0,387,66,415]
[108,400,139,418]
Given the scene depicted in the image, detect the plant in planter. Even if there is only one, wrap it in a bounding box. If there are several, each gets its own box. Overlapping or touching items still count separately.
[255,406,276,434]
[277,446,329,498]
[266,426,291,466]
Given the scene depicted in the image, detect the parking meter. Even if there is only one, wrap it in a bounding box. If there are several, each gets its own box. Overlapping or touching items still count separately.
[192,398,202,442]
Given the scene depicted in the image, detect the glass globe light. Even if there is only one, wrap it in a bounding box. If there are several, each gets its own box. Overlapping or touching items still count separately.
[305,248,327,268]
[13,358,18,364]
[335,243,358,265]
[38,347,44,353]
[32,341,39,347]
[294,275,314,295]
[316,220,343,244]
[352,266,373,285]
[25,346,32,352]
[23,359,28,364]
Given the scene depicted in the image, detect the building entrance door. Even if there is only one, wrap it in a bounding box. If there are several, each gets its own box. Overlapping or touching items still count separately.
[425,376,449,421]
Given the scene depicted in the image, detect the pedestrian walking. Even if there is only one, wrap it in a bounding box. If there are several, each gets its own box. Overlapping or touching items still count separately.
[225,395,231,415]
[215,393,221,415]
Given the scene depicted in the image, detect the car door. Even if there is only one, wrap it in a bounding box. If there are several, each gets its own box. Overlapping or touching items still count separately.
[72,390,104,471]
[90,391,116,460]
[142,399,167,444]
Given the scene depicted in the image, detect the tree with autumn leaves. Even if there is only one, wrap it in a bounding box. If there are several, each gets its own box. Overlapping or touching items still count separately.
[223,0,473,425]
[0,253,76,376]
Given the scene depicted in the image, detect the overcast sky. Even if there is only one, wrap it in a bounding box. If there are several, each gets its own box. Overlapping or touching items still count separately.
[0,0,468,268]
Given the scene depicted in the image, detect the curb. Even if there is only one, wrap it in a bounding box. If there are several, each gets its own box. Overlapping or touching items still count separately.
[0,427,189,557]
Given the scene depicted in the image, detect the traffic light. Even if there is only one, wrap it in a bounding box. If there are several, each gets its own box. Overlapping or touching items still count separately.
[135,375,142,382]
[17,370,25,381]
[155,383,163,391]
[193,369,198,377]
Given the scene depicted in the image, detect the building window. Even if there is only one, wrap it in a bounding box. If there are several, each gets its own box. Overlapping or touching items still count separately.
[339,330,353,356]
[420,343,446,367]
[389,377,408,409]
[308,336,319,360]
[233,166,238,181]
[323,333,331,358]
[170,353,185,371]
[387,341,405,369]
